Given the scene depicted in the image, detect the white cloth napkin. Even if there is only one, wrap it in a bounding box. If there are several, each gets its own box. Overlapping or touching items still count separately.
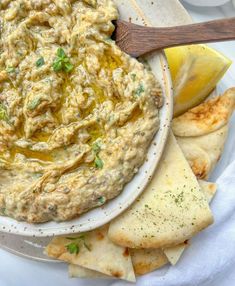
[109,114,235,286]
[182,0,231,7]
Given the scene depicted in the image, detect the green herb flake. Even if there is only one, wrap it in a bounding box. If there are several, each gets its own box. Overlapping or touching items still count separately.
[135,83,145,97]
[131,73,136,81]
[66,242,80,254]
[174,191,184,205]
[0,103,9,121]
[27,97,41,110]
[92,142,104,169]
[66,235,91,254]
[64,62,74,73]
[6,67,15,74]
[52,48,74,73]
[36,57,45,68]
[95,156,103,169]
[57,47,66,58]
[92,142,101,154]
[98,196,105,204]
[53,60,62,72]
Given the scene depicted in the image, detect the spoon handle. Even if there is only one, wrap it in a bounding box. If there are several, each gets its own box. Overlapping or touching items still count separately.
[118,17,235,57]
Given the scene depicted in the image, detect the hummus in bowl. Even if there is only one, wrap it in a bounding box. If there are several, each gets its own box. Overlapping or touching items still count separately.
[0,0,172,232]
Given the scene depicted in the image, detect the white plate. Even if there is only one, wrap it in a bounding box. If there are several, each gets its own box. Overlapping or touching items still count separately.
[0,0,173,237]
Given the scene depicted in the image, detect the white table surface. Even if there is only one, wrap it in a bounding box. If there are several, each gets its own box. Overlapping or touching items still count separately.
[0,2,235,286]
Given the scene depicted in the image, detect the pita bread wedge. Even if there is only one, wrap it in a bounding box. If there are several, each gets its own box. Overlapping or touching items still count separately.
[177,125,228,179]
[108,132,213,249]
[130,248,168,275]
[164,243,187,266]
[45,225,135,282]
[69,264,110,279]
[164,180,217,265]
[68,246,168,278]
[172,88,235,137]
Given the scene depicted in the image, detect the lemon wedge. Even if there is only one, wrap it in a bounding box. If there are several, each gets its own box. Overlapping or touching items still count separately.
[165,44,232,117]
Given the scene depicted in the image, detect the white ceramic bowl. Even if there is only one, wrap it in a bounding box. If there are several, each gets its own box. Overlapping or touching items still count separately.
[0,0,173,237]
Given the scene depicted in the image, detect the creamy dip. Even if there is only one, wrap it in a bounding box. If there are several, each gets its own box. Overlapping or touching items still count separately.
[0,0,162,223]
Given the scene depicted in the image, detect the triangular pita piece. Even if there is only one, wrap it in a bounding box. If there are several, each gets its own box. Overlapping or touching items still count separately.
[45,225,135,282]
[164,180,217,265]
[130,248,168,275]
[163,243,187,266]
[130,181,217,272]
[176,125,228,179]
[172,88,235,137]
[68,243,168,278]
[108,132,213,249]
[69,264,110,279]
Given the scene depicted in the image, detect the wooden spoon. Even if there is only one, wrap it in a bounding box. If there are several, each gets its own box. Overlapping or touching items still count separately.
[112,17,235,57]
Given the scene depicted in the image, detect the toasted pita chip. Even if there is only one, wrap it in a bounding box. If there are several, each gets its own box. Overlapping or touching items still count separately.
[69,264,110,279]
[130,248,168,275]
[45,225,135,282]
[164,180,217,265]
[108,132,213,249]
[172,88,235,137]
[177,125,228,179]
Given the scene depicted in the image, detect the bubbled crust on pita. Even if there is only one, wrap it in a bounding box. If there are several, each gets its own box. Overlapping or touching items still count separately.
[172,88,235,137]
[177,125,228,179]
[175,142,212,179]
[130,248,168,275]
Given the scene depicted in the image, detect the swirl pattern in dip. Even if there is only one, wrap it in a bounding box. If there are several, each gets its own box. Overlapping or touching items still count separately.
[0,0,162,222]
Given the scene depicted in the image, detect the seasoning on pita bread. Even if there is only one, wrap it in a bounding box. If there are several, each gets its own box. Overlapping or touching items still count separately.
[45,225,136,282]
[164,180,217,265]
[108,133,213,249]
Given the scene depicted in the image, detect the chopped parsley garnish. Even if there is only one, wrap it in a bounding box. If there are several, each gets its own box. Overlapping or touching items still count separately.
[0,103,9,121]
[36,57,45,68]
[92,142,101,154]
[94,156,103,169]
[135,83,145,97]
[92,142,103,169]
[131,73,136,81]
[66,242,79,254]
[98,196,105,204]
[6,67,15,74]
[66,235,91,254]
[27,97,41,110]
[52,48,74,73]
